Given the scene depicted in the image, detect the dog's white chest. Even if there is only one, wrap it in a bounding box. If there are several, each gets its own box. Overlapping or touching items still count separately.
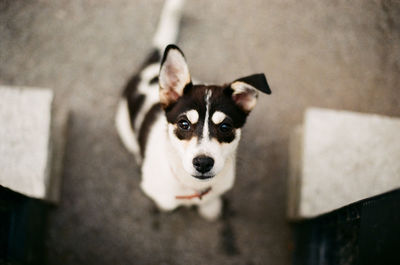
[139,116,235,212]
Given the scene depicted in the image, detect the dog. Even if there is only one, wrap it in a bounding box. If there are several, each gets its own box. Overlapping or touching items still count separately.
[116,0,271,220]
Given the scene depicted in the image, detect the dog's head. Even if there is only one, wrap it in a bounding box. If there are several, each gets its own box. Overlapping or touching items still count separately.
[159,45,271,181]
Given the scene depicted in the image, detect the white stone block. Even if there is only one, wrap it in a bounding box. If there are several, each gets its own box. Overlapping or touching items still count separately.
[0,86,67,203]
[289,108,400,219]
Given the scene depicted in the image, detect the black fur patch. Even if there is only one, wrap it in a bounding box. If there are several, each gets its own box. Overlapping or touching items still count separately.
[123,75,144,129]
[123,49,161,131]
[138,104,162,157]
[123,49,160,98]
[165,84,249,143]
[149,76,158,85]
[128,95,145,129]
[141,49,161,69]
[174,115,199,140]
[234,73,271,94]
[211,86,248,128]
[209,117,236,143]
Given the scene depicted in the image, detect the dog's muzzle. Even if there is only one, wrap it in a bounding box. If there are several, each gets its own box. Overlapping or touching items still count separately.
[192,155,214,176]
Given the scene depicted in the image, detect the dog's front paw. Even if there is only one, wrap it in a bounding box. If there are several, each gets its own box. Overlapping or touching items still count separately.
[198,197,222,221]
[153,198,178,212]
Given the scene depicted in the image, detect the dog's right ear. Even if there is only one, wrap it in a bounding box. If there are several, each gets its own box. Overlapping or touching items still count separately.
[159,45,192,109]
[229,73,271,113]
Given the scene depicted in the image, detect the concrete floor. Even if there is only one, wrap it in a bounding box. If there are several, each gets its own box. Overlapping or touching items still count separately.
[1,0,399,264]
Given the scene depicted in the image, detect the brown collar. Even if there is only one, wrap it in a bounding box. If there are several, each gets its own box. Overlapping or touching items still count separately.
[175,187,212,200]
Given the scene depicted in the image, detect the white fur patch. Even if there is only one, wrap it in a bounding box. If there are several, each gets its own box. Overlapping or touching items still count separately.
[211,111,226,124]
[186,109,199,124]
[140,63,160,82]
[205,89,212,104]
[202,89,212,140]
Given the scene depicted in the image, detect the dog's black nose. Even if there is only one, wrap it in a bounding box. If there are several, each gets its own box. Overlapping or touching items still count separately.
[193,155,214,173]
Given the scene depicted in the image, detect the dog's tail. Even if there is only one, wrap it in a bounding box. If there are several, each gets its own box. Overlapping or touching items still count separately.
[152,0,185,51]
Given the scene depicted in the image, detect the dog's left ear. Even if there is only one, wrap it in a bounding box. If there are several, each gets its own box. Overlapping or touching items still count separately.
[159,44,192,109]
[229,73,271,113]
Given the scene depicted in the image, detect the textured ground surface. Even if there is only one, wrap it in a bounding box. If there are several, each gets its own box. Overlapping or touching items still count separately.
[1,0,399,264]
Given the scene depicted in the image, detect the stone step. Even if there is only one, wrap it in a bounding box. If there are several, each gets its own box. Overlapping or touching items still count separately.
[0,86,68,204]
[288,108,400,219]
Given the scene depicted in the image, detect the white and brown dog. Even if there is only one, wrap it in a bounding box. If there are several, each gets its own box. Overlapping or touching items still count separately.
[116,0,271,220]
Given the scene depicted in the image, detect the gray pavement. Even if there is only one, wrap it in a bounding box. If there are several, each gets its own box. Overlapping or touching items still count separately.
[1,0,399,264]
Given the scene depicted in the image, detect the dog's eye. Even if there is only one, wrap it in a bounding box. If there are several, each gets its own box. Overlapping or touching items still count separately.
[219,122,232,133]
[178,119,191,130]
